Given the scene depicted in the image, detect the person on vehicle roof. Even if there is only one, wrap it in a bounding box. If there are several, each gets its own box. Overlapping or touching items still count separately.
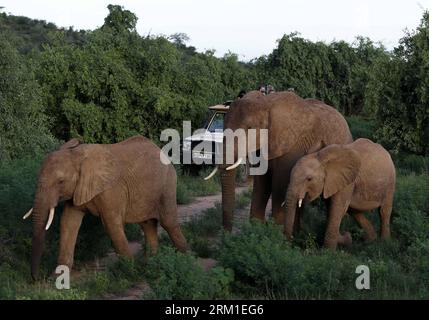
[258,84,275,95]
[237,90,246,99]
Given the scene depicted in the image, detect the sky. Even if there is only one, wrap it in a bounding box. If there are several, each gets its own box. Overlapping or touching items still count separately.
[1,0,429,60]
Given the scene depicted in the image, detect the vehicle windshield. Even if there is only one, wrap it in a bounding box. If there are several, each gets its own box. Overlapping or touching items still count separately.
[208,112,224,132]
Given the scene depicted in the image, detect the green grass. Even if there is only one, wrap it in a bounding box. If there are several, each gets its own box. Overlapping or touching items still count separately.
[5,256,148,300]
[176,167,221,204]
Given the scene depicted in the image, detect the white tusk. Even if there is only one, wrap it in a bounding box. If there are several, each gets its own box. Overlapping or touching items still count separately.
[226,157,243,171]
[204,167,218,181]
[281,201,286,207]
[23,208,33,220]
[298,199,303,208]
[45,207,55,230]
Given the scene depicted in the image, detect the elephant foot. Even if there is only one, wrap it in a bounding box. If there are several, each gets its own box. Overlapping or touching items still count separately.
[363,231,377,243]
[283,229,294,241]
[338,231,352,247]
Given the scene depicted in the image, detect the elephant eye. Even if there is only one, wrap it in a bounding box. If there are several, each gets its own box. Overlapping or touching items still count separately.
[307,176,312,181]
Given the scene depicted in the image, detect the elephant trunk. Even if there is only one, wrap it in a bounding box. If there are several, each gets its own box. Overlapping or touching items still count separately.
[31,217,46,280]
[30,186,56,280]
[220,167,236,232]
[284,191,298,240]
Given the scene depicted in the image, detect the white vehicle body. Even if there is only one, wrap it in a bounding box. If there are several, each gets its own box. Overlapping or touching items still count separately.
[182,104,229,164]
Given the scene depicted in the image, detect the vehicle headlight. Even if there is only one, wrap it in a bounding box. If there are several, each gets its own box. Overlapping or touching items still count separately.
[183,141,191,151]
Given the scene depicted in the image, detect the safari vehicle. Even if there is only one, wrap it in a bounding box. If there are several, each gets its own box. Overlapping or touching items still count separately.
[182,102,231,170]
[181,87,273,175]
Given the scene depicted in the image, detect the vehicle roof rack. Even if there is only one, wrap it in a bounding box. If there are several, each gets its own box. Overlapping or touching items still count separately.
[208,104,230,111]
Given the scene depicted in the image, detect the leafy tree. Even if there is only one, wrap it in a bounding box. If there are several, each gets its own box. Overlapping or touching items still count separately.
[253,33,388,116]
[1,4,427,157]
[254,33,336,102]
[369,12,429,155]
[0,36,57,160]
[102,4,137,33]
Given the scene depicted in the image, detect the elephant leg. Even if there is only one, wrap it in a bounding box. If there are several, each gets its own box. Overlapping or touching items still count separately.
[160,175,188,252]
[350,210,377,242]
[220,168,237,231]
[249,171,271,221]
[338,231,352,247]
[139,219,158,256]
[101,214,132,258]
[271,170,288,226]
[58,204,85,269]
[324,191,352,250]
[273,152,305,228]
[160,219,187,253]
[379,200,393,240]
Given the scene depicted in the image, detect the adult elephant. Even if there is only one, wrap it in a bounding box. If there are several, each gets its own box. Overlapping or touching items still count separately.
[205,90,353,231]
[23,136,187,280]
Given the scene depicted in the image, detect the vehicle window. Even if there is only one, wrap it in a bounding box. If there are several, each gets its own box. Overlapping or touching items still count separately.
[208,112,224,132]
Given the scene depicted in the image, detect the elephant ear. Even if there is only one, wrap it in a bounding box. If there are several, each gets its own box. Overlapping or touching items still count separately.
[73,146,121,206]
[318,145,361,199]
[268,97,317,160]
[60,138,83,150]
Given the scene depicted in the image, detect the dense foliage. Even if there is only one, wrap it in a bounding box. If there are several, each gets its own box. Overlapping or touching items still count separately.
[1,5,429,156]
[369,12,429,155]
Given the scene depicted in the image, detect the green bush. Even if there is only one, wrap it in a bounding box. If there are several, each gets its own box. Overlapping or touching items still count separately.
[144,246,233,299]
[218,221,353,298]
[108,256,142,282]
[0,263,26,299]
[346,116,376,140]
[60,256,145,299]
[373,13,429,156]
[217,220,423,299]
[0,157,46,285]
[392,173,429,245]
[86,272,110,297]
[392,152,429,175]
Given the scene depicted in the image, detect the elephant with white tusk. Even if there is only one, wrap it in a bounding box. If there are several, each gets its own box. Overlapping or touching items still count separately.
[283,138,396,249]
[205,90,353,232]
[24,135,187,280]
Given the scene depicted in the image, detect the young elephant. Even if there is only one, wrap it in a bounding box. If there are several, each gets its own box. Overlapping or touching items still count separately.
[23,136,187,279]
[283,138,396,250]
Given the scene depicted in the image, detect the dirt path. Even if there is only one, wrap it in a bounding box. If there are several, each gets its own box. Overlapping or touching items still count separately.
[177,185,249,224]
[90,185,255,300]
